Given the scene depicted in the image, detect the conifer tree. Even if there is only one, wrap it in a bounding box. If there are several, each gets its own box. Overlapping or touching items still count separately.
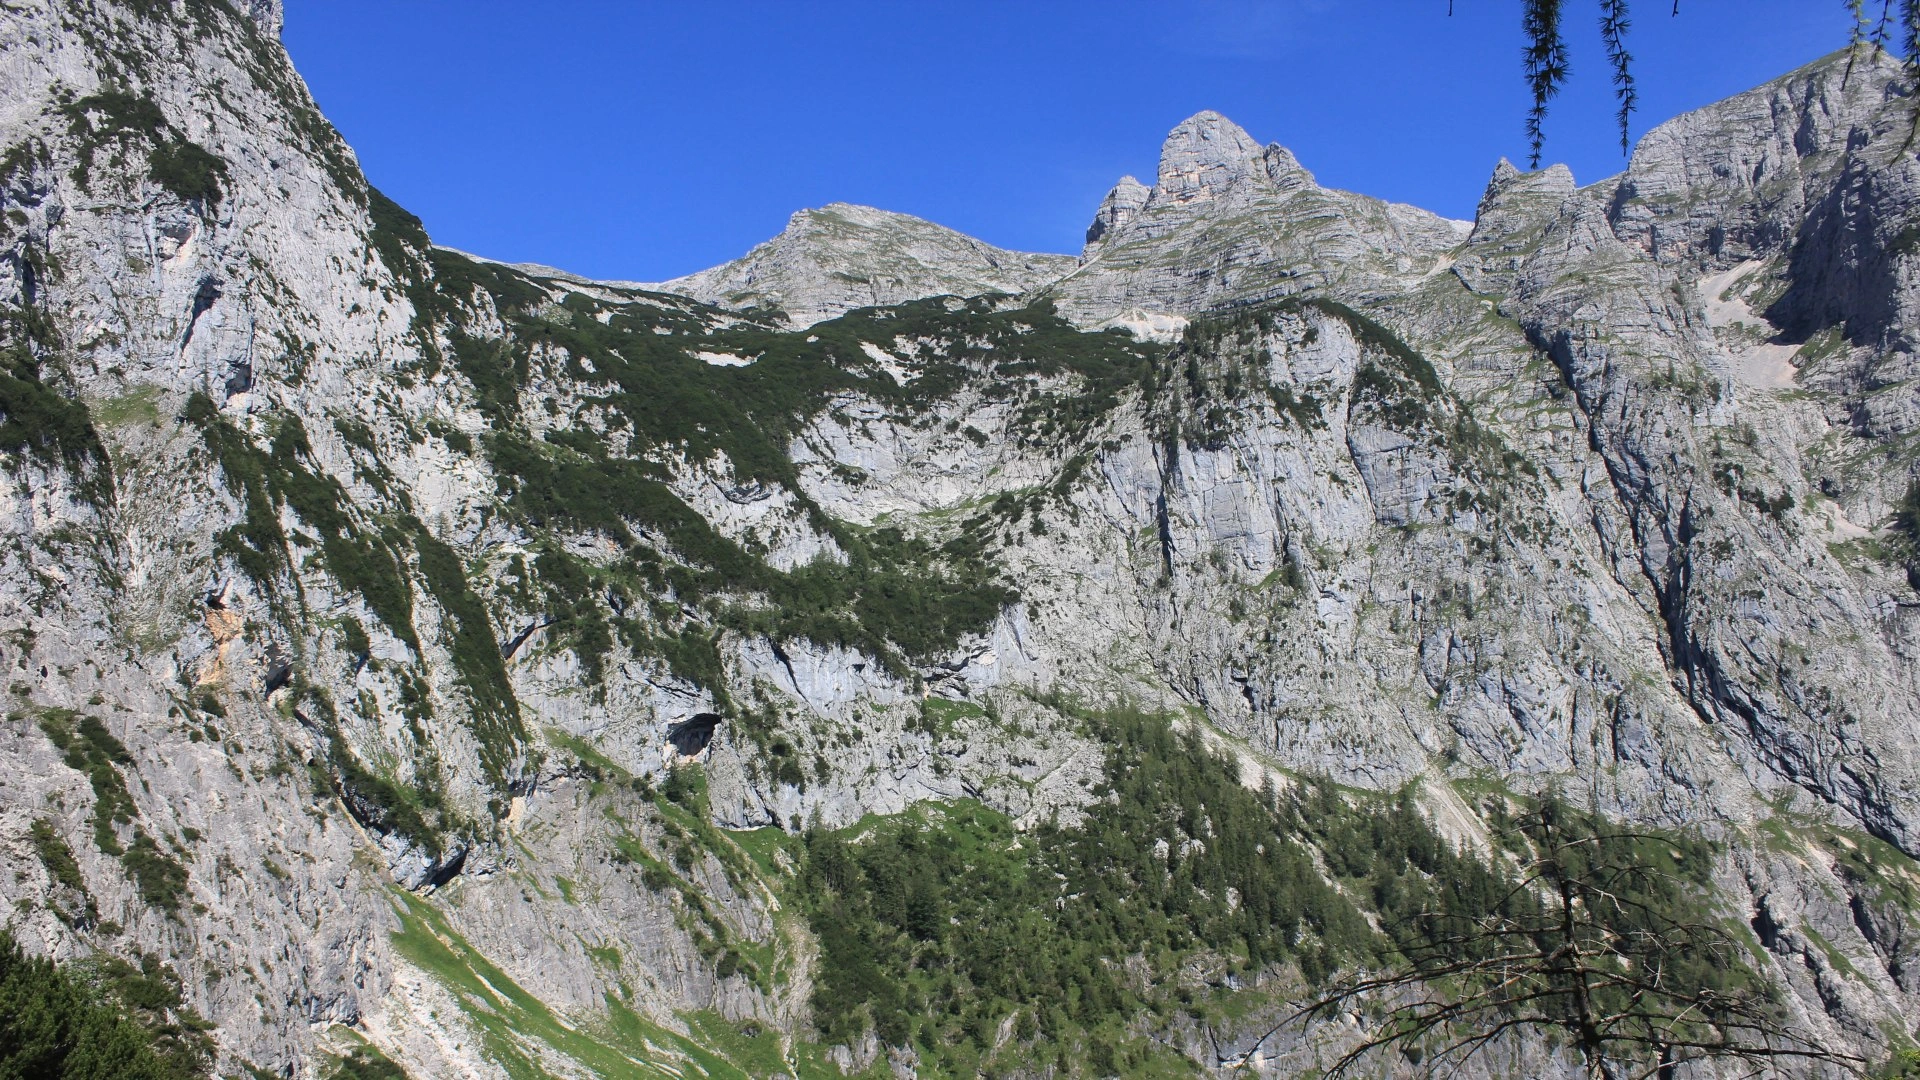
[1486,1,1920,166]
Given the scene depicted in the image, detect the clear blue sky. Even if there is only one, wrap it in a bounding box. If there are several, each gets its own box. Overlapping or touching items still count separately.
[284,1,1847,282]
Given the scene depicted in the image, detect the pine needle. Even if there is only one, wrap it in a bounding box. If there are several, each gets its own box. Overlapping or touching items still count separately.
[1522,0,1571,168]
[1600,0,1637,156]
[1844,0,1870,87]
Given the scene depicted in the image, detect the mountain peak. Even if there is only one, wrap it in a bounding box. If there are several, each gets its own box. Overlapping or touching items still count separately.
[657,203,1073,326]
[791,202,905,227]
[1157,110,1269,203]
[1082,176,1152,258]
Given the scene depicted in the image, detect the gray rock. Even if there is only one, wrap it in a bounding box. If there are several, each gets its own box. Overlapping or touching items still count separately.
[0,6,1916,1078]
[651,202,1075,326]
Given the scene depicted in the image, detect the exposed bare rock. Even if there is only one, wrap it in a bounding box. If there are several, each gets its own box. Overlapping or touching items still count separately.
[651,202,1075,326]
[1040,109,1470,328]
[0,6,1917,1078]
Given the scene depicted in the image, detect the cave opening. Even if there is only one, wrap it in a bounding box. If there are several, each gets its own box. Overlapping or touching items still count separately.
[667,713,721,756]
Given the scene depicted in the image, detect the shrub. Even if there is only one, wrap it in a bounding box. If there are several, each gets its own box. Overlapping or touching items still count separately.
[0,930,211,1079]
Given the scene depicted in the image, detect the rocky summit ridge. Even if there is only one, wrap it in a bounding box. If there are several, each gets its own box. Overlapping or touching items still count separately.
[0,4,1917,1078]
[649,202,1077,327]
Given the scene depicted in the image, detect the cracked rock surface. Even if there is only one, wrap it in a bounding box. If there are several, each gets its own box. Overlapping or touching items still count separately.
[0,5,1917,1074]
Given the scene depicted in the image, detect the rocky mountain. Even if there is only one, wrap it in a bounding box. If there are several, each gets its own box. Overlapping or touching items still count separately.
[0,2,1918,1078]
[1050,109,1471,329]
[650,202,1076,327]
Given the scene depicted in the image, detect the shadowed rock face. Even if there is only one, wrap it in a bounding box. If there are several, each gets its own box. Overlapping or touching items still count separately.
[0,1,1916,1073]
[666,714,720,757]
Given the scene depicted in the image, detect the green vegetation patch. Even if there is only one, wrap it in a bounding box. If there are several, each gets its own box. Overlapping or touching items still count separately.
[185,395,416,644]
[791,709,1373,1072]
[29,817,98,927]
[412,523,527,790]
[35,710,188,913]
[485,431,1014,686]
[325,1043,409,1080]
[186,397,528,791]
[0,335,113,504]
[62,90,227,207]
[0,929,214,1080]
[787,703,1753,1077]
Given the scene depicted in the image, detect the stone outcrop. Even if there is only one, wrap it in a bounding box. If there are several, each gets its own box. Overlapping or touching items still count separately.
[1043,109,1471,325]
[0,3,1916,1076]
[1081,174,1149,257]
[651,202,1075,326]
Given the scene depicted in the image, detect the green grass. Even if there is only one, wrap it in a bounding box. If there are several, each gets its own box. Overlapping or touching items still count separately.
[683,1012,790,1078]
[544,727,628,780]
[325,1040,409,1080]
[388,891,699,1079]
[728,826,796,881]
[1760,811,1920,913]
[91,385,164,429]
[911,696,987,737]
[388,889,849,1079]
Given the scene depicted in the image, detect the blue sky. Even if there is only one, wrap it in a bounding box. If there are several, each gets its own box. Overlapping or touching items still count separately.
[284,1,1847,282]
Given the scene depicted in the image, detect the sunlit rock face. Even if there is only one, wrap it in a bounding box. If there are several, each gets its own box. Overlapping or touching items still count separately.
[650,202,1076,327]
[0,2,1915,1072]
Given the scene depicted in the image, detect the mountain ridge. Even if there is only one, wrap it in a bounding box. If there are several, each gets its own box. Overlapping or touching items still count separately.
[0,7,1915,1078]
[644,201,1076,327]
[512,106,1478,334]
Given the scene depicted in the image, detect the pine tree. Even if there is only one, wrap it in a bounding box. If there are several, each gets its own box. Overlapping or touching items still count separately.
[1488,1,1920,166]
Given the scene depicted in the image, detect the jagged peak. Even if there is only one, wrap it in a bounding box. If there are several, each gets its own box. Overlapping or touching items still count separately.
[1478,159,1575,208]
[1157,110,1271,203]
[1082,176,1153,257]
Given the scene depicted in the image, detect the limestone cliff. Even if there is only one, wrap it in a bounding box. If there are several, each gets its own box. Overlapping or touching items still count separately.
[0,3,1916,1077]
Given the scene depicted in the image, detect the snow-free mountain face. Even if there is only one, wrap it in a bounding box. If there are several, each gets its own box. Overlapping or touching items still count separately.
[649,202,1077,327]
[0,2,1917,1077]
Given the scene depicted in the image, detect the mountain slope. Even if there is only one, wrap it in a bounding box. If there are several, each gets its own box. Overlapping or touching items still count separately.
[0,4,1916,1078]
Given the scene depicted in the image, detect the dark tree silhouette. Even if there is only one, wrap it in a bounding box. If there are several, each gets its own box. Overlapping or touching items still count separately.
[1476,1,1920,166]
[1274,798,1865,1079]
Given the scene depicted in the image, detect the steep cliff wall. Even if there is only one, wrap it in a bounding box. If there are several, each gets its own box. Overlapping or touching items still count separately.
[0,4,1916,1077]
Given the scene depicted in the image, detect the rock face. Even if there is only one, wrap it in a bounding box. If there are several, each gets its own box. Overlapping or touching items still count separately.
[651,202,1075,326]
[1044,109,1472,326]
[1081,174,1149,257]
[0,3,1918,1076]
